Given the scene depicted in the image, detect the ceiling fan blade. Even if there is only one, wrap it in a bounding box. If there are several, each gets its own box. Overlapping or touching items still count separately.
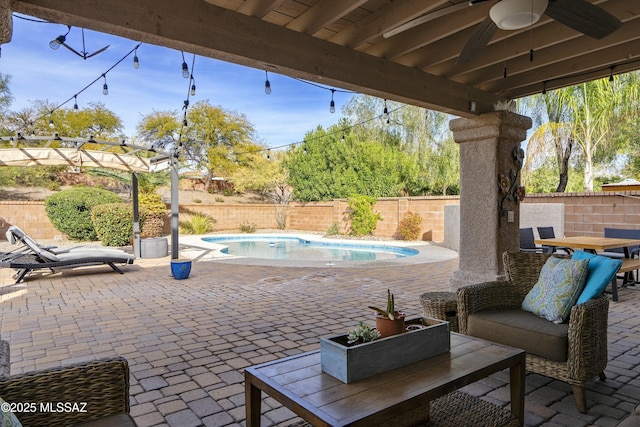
[545,0,622,39]
[457,16,497,65]
[384,1,482,39]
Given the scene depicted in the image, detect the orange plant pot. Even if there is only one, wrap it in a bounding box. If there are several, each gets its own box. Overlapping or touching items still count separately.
[375,313,406,338]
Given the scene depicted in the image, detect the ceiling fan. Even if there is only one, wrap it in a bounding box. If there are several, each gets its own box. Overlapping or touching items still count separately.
[384,0,623,65]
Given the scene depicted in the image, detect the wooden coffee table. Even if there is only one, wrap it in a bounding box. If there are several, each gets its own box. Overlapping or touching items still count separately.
[244,333,525,427]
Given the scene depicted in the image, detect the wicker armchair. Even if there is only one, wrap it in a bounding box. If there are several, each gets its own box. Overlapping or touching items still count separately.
[0,357,137,427]
[457,251,609,414]
[0,340,9,378]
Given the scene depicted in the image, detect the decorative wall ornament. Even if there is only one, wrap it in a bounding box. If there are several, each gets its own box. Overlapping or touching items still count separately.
[498,146,526,222]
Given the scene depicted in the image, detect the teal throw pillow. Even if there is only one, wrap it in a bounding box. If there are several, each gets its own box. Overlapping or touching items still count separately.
[522,257,589,324]
[572,250,622,304]
[0,397,23,427]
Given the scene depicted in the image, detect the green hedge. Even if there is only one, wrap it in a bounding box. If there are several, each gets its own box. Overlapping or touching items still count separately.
[91,203,134,247]
[45,187,123,241]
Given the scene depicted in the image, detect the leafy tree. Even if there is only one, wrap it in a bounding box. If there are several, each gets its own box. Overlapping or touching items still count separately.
[286,122,408,201]
[0,72,12,119]
[136,101,262,188]
[343,95,458,196]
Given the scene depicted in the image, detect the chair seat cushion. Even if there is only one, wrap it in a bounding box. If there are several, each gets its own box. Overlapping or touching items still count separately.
[73,414,137,427]
[467,308,569,362]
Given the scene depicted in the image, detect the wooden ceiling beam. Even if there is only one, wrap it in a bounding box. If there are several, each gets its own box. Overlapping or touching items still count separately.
[11,0,500,117]
[364,3,489,60]
[460,17,640,88]
[483,40,640,97]
[285,0,368,35]
[328,0,452,48]
[235,0,286,19]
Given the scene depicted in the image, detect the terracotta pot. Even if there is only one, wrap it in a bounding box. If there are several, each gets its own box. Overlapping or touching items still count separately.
[375,313,406,338]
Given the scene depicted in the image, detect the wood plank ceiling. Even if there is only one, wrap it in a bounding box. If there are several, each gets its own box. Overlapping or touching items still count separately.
[9,0,640,118]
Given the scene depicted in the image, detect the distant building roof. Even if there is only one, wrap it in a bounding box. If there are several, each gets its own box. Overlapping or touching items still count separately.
[601,179,640,192]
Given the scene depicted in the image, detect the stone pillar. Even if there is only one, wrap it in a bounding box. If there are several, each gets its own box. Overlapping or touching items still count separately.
[449,111,532,290]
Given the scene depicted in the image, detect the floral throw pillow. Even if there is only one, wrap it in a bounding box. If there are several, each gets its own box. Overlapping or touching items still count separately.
[521,257,589,324]
[0,398,22,427]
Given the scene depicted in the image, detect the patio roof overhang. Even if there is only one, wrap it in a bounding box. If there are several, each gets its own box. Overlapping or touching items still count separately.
[6,0,640,118]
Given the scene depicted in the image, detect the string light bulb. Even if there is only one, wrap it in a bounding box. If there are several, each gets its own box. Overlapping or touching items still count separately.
[133,47,140,69]
[181,52,189,78]
[383,99,390,124]
[190,76,196,96]
[102,75,108,95]
[609,67,614,82]
[49,26,71,50]
[264,71,271,95]
[73,95,78,112]
[49,115,55,129]
[330,89,336,113]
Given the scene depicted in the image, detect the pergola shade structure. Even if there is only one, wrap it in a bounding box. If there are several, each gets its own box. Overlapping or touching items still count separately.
[5,0,640,118]
[0,136,174,258]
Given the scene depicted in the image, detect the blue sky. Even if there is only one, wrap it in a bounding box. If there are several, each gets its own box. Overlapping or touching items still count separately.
[1,14,352,148]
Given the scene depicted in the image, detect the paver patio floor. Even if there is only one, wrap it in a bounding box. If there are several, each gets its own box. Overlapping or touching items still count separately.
[1,253,639,427]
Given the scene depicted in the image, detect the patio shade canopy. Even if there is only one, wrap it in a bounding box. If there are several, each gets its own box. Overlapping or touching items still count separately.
[0,135,171,173]
[6,0,640,118]
[0,148,153,172]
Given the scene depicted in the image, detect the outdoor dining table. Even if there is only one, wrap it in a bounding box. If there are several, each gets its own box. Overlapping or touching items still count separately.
[533,236,640,258]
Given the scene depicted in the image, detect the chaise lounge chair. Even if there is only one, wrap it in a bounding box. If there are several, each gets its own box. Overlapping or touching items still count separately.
[1,226,135,283]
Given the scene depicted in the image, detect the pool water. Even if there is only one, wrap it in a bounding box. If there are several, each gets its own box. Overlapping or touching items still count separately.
[201,236,418,262]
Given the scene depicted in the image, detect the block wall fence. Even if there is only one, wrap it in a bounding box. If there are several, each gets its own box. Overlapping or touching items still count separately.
[2,190,640,242]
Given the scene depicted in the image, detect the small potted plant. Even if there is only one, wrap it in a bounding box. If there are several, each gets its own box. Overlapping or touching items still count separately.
[347,321,381,345]
[368,289,405,338]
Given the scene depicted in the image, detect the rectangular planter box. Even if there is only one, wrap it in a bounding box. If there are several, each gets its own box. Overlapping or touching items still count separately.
[320,317,450,383]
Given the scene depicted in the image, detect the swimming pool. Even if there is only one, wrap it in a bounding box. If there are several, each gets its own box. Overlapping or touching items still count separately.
[200,235,418,262]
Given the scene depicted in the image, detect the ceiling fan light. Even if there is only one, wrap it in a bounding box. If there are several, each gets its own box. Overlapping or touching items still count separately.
[489,0,548,30]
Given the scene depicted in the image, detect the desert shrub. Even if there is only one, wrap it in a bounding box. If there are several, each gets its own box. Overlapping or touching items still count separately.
[239,220,256,233]
[0,166,63,188]
[215,197,224,203]
[179,213,213,235]
[193,198,202,203]
[45,187,122,241]
[398,211,423,240]
[326,222,341,236]
[139,193,166,238]
[347,195,382,237]
[223,188,234,196]
[91,203,133,246]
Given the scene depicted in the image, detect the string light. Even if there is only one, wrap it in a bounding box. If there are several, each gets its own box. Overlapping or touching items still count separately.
[330,89,336,113]
[267,148,271,160]
[542,81,546,95]
[102,74,108,95]
[49,113,55,129]
[181,51,189,78]
[190,77,196,96]
[264,71,271,95]
[383,99,390,124]
[49,25,71,50]
[133,47,140,69]
[73,95,78,112]
[609,67,614,82]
